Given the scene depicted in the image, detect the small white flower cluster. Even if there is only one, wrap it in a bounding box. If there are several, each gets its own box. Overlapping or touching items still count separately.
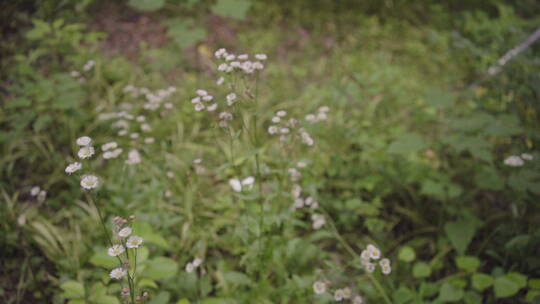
[214,48,266,74]
[267,111,315,146]
[126,149,142,165]
[107,216,144,280]
[360,244,391,275]
[29,186,47,203]
[313,281,363,303]
[334,287,352,301]
[311,214,326,230]
[66,136,100,190]
[102,141,123,159]
[185,257,203,273]
[191,89,217,112]
[504,153,534,167]
[83,59,95,71]
[123,85,177,111]
[193,158,206,175]
[229,176,255,192]
[267,110,294,136]
[305,106,330,123]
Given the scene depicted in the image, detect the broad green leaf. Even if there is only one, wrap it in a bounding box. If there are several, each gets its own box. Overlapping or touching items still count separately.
[167,19,207,48]
[393,286,415,304]
[89,247,118,268]
[60,281,85,299]
[388,133,427,155]
[412,262,431,278]
[455,256,480,272]
[144,257,178,280]
[463,290,482,304]
[398,246,416,262]
[132,221,168,248]
[128,0,165,11]
[224,271,252,286]
[91,294,120,304]
[438,282,464,302]
[471,273,493,291]
[176,299,191,304]
[425,88,455,109]
[494,276,520,298]
[211,0,251,20]
[507,272,527,288]
[445,220,476,255]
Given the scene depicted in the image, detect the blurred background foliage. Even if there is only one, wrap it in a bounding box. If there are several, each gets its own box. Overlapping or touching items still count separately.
[1,0,540,303]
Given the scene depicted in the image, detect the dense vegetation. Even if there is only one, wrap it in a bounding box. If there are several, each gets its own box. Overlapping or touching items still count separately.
[1,0,540,303]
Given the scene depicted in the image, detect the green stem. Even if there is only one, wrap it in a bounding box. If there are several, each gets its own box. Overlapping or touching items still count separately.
[320,207,392,304]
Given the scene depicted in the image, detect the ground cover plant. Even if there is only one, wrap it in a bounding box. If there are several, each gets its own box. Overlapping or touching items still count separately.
[1,0,540,303]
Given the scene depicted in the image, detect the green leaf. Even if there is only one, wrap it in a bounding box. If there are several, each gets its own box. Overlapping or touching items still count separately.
[425,88,455,109]
[472,273,493,291]
[438,282,464,302]
[144,257,178,280]
[149,291,170,304]
[398,246,416,262]
[60,281,85,299]
[132,221,168,248]
[494,276,520,298]
[7,97,31,109]
[211,0,251,20]
[393,286,415,304]
[387,133,427,155]
[455,256,480,272]
[128,0,165,11]
[167,19,207,48]
[475,167,504,191]
[463,290,482,304]
[507,272,527,288]
[444,220,476,255]
[90,294,120,304]
[224,271,252,286]
[412,262,431,278]
[89,247,118,268]
[176,299,191,304]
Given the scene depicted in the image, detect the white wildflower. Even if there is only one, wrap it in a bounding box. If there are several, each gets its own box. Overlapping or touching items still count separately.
[311,214,326,230]
[136,115,146,122]
[37,190,46,203]
[78,146,95,159]
[195,103,205,112]
[504,155,524,167]
[271,116,280,123]
[80,175,99,190]
[185,262,195,273]
[353,295,364,304]
[214,48,227,59]
[110,267,127,280]
[216,76,224,86]
[108,244,125,257]
[130,133,139,139]
[334,289,345,301]
[76,136,92,146]
[365,262,375,273]
[313,281,326,294]
[202,95,213,101]
[207,103,218,112]
[141,124,152,132]
[521,153,534,161]
[255,54,267,61]
[276,110,287,117]
[237,54,248,60]
[101,142,118,151]
[118,227,132,238]
[192,257,203,267]
[126,236,144,248]
[379,258,391,267]
[144,137,155,144]
[226,93,237,106]
[342,287,352,299]
[65,162,82,174]
[30,186,40,196]
[381,264,392,275]
[268,125,278,134]
[126,149,141,165]
[196,89,208,96]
